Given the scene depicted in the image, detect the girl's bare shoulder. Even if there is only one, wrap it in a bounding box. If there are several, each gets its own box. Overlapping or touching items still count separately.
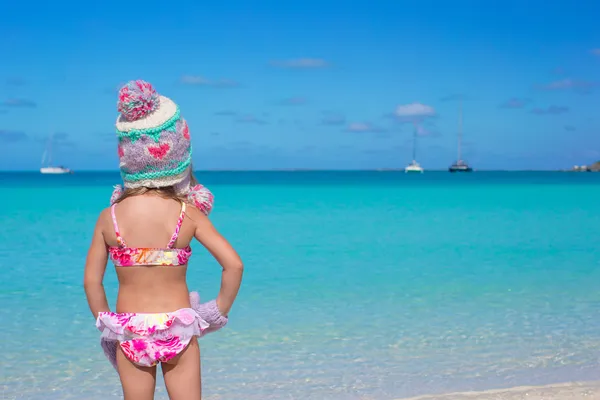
[95,207,113,233]
[184,202,210,226]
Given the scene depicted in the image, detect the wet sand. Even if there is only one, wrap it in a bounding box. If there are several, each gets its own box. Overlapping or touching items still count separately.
[399,381,600,399]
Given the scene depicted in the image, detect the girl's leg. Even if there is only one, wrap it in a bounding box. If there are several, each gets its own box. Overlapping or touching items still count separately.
[116,344,157,400]
[161,337,202,400]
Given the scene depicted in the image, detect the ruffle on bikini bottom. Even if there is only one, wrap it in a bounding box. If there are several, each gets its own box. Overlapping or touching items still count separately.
[97,308,209,369]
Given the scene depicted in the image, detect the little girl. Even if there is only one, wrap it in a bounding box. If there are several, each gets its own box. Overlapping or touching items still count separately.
[83,80,244,400]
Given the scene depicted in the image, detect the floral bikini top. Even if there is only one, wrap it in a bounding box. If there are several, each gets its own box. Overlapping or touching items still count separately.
[108,202,192,267]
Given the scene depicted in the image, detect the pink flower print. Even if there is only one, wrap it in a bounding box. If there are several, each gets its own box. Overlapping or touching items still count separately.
[153,337,183,353]
[177,248,192,265]
[132,339,147,352]
[119,341,140,363]
[160,351,178,362]
[116,313,133,324]
[109,247,139,266]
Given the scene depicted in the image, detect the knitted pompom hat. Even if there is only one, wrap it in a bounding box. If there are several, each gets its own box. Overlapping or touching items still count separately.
[115,80,192,190]
[112,80,214,215]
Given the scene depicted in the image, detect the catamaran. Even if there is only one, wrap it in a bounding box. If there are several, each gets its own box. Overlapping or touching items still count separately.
[41,134,72,174]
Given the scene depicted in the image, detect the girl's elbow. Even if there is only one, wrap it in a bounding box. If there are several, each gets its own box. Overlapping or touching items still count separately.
[83,279,103,289]
[228,258,244,272]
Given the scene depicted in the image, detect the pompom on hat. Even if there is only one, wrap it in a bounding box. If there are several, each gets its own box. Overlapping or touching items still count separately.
[111,80,213,214]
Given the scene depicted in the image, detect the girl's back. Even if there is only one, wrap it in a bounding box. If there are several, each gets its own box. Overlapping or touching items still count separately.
[103,195,200,313]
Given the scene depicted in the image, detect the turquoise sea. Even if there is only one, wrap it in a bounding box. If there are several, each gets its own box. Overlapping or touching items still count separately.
[1,171,600,399]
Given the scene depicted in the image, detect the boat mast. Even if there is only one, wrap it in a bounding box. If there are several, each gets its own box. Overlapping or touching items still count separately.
[412,122,417,162]
[41,148,47,167]
[457,98,463,162]
[47,133,53,167]
[42,134,53,168]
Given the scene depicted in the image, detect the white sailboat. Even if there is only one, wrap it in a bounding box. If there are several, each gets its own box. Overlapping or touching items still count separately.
[448,98,472,172]
[41,133,72,174]
[405,124,424,173]
[405,160,424,173]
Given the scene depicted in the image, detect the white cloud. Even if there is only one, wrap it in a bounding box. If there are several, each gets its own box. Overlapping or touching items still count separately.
[531,105,569,115]
[181,75,210,85]
[395,103,435,117]
[270,58,329,68]
[236,115,268,125]
[2,98,37,108]
[415,125,439,137]
[180,75,239,88]
[345,122,385,133]
[499,97,530,109]
[537,78,597,93]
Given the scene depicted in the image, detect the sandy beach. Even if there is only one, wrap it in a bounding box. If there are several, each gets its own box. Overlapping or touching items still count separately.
[400,381,600,400]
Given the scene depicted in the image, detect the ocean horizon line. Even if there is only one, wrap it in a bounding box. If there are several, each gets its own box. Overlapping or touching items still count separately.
[0,168,591,173]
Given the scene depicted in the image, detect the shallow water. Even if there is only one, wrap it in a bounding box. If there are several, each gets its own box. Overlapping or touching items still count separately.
[1,171,600,399]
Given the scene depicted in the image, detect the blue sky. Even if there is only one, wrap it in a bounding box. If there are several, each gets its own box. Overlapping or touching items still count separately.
[1,0,599,170]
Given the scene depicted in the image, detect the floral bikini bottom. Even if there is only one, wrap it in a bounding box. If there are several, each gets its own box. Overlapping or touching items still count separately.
[96,308,209,368]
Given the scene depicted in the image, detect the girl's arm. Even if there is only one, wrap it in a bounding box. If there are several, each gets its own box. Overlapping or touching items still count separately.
[193,212,244,316]
[83,209,110,319]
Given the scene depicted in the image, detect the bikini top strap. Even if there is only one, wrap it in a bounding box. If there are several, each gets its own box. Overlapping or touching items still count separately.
[110,204,127,247]
[167,202,187,249]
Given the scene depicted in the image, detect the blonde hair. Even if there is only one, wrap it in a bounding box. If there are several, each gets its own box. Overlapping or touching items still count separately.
[114,171,199,204]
